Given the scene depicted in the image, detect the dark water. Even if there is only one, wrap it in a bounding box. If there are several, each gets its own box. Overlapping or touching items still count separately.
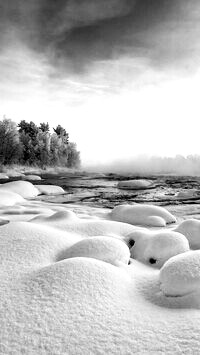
[33,171,200,209]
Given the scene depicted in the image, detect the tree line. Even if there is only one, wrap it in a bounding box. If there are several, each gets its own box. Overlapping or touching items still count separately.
[0,117,80,168]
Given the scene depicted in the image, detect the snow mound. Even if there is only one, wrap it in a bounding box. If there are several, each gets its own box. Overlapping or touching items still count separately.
[31,211,139,237]
[37,185,65,195]
[0,181,39,199]
[7,172,25,178]
[117,179,153,190]
[0,190,25,207]
[160,251,200,297]
[126,230,189,268]
[23,175,42,181]
[110,204,176,227]
[31,210,78,223]
[0,221,81,268]
[0,173,9,180]
[175,219,200,249]
[57,236,130,266]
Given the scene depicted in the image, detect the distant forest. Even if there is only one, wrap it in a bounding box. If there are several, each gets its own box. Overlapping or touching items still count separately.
[0,117,80,168]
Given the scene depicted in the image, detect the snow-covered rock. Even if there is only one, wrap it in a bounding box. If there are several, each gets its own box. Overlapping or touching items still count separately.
[58,236,130,266]
[110,204,176,227]
[160,251,200,297]
[0,190,25,207]
[37,185,65,195]
[0,173,9,180]
[175,219,200,249]
[126,230,189,268]
[0,181,39,199]
[117,179,153,190]
[23,175,42,181]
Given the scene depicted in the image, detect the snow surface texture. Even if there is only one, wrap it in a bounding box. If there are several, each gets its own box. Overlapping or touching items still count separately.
[57,236,130,266]
[110,204,177,227]
[160,251,200,296]
[117,179,153,189]
[37,185,65,195]
[126,230,190,268]
[0,186,200,353]
[0,181,39,198]
[175,219,200,249]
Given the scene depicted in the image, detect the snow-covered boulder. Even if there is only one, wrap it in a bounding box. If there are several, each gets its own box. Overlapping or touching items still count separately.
[58,236,130,266]
[0,173,9,180]
[175,219,200,249]
[117,179,153,190]
[110,204,176,227]
[0,190,25,207]
[37,185,65,195]
[0,181,39,199]
[23,175,42,181]
[7,172,25,178]
[126,230,189,268]
[160,251,200,297]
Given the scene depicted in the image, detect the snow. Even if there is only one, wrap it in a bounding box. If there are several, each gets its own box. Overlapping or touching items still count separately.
[0,190,25,206]
[23,174,42,181]
[0,187,200,353]
[0,173,9,179]
[31,210,138,237]
[0,181,39,198]
[175,219,200,249]
[57,236,130,266]
[37,184,65,195]
[160,251,200,297]
[110,204,177,227]
[117,179,153,189]
[126,230,189,268]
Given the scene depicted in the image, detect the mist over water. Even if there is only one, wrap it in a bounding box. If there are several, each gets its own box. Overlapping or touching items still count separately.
[84,155,200,176]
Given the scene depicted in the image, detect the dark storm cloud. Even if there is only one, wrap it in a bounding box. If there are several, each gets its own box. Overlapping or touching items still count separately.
[0,0,200,74]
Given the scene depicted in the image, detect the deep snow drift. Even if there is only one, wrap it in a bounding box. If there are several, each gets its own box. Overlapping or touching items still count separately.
[0,180,200,354]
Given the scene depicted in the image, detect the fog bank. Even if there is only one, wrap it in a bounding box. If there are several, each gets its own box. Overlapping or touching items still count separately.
[84,155,200,176]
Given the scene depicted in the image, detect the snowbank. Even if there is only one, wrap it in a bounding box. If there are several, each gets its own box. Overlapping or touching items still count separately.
[110,204,176,227]
[126,230,189,268]
[117,179,153,189]
[37,185,65,195]
[0,181,39,198]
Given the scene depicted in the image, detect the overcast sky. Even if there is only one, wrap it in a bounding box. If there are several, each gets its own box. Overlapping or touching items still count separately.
[1,0,200,165]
